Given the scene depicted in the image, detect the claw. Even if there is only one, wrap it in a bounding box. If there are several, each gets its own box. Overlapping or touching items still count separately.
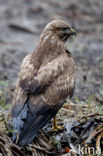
[52,117,64,132]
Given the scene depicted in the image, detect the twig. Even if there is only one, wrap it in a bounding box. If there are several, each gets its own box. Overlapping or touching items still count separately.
[96,133,101,152]
[77,112,103,122]
[40,130,49,144]
[85,124,103,144]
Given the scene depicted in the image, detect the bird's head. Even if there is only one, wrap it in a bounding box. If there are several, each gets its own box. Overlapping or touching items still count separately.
[44,20,76,42]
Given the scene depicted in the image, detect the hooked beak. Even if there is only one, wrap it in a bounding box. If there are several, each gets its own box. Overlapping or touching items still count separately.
[62,27,76,42]
[70,28,76,36]
[66,28,76,36]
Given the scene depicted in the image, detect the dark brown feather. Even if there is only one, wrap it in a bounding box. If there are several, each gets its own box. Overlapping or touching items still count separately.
[11,20,76,146]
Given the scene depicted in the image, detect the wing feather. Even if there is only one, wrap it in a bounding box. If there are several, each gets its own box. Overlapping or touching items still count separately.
[20,53,72,95]
[12,96,63,146]
[12,51,75,146]
[12,53,39,117]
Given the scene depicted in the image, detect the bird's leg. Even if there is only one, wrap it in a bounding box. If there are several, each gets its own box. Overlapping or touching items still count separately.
[52,116,64,131]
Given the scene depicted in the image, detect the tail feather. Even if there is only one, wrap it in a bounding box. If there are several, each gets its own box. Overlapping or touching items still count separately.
[12,100,59,147]
[12,102,28,142]
[17,112,53,146]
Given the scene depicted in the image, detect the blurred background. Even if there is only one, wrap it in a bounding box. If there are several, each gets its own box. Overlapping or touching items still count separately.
[0,0,103,106]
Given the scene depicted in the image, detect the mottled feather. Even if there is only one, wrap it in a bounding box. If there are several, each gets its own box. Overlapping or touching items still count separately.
[11,20,76,146]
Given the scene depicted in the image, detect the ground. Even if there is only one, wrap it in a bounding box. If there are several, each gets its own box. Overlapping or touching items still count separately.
[0,0,103,155]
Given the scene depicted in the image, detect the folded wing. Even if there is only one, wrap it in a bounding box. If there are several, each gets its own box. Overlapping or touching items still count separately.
[11,52,75,146]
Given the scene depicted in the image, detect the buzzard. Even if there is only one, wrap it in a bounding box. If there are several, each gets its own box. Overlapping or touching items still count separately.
[11,20,76,146]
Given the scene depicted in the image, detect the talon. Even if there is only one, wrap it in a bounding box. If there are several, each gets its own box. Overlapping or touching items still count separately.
[52,117,64,132]
[52,125,64,131]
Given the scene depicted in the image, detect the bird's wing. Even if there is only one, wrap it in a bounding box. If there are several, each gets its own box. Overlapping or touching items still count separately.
[40,53,75,105]
[12,53,66,117]
[12,97,63,146]
[20,53,71,94]
[12,53,75,146]
[12,53,39,117]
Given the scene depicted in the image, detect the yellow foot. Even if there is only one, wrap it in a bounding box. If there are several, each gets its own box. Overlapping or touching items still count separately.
[52,117,64,131]
[52,125,64,132]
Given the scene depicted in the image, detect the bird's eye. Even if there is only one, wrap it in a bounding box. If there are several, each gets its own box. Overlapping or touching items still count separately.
[60,28,69,31]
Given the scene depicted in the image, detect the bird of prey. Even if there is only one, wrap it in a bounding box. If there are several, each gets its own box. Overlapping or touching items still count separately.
[11,20,76,147]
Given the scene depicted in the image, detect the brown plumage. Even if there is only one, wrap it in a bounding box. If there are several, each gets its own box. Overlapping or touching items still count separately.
[11,20,76,146]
